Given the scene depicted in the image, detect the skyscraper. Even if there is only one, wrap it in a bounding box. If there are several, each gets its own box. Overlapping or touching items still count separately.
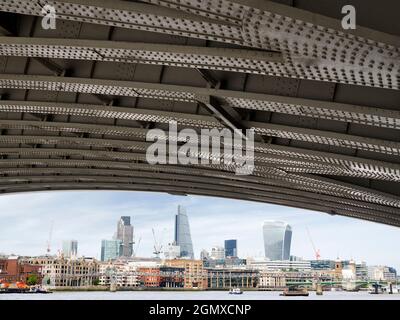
[174,205,194,259]
[116,216,134,257]
[62,240,78,259]
[101,239,122,261]
[224,239,237,258]
[263,221,292,261]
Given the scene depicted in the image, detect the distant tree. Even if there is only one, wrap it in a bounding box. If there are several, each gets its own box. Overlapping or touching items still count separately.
[26,274,39,286]
[93,279,100,286]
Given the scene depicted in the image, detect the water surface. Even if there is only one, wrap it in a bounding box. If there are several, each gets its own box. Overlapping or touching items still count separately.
[1,291,400,300]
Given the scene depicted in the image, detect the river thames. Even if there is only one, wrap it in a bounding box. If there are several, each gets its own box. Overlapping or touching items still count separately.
[1,291,400,300]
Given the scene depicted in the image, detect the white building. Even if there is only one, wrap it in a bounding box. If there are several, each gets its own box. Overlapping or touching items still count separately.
[99,261,139,287]
[27,256,99,287]
[342,260,357,280]
[247,257,311,272]
[164,243,181,260]
[210,246,225,260]
[99,258,162,287]
[259,271,286,289]
[368,266,397,281]
[258,270,315,289]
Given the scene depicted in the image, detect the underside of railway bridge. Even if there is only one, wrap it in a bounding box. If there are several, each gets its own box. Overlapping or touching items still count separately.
[0,0,399,226]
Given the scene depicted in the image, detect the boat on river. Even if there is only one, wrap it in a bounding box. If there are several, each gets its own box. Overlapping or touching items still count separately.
[280,286,309,297]
[229,287,243,295]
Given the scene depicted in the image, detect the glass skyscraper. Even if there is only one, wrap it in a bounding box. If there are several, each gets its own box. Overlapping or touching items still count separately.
[262,221,292,261]
[224,239,237,258]
[174,205,194,259]
[116,216,134,257]
[101,239,122,261]
[62,240,78,258]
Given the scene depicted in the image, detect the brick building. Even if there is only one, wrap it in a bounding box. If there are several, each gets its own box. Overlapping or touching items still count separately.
[165,259,207,289]
[0,256,42,283]
[159,266,184,288]
[138,267,161,287]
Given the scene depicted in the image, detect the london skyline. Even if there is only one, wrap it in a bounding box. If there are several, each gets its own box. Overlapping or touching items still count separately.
[0,190,399,271]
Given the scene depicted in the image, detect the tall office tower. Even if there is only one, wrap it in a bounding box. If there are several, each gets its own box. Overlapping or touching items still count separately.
[224,239,237,258]
[100,239,122,261]
[263,221,292,261]
[62,240,78,259]
[174,205,194,259]
[116,216,134,257]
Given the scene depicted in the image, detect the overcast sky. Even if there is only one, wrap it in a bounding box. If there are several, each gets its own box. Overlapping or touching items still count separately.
[0,190,399,271]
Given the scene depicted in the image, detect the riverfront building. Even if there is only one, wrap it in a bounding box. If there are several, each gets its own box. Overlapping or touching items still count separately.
[159,266,185,288]
[206,268,259,289]
[98,260,140,288]
[0,256,42,283]
[368,265,397,281]
[258,271,316,290]
[166,259,206,289]
[98,258,162,288]
[138,267,161,287]
[258,271,287,289]
[262,221,292,261]
[27,256,99,287]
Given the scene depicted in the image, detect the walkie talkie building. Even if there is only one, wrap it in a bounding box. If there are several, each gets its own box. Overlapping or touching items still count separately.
[263,221,292,261]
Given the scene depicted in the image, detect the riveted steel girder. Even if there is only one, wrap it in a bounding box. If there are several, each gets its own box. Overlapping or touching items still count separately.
[0,164,398,218]
[0,0,400,226]
[0,179,398,226]
[0,119,399,182]
[1,75,399,129]
[1,0,399,89]
[0,37,284,76]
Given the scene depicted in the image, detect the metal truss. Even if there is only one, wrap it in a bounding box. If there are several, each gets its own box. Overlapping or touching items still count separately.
[0,143,398,208]
[0,119,399,181]
[0,37,284,76]
[1,0,399,89]
[0,0,399,225]
[1,75,400,130]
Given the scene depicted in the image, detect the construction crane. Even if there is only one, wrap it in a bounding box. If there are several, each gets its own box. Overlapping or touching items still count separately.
[152,228,164,258]
[46,220,54,255]
[132,236,141,258]
[306,226,321,260]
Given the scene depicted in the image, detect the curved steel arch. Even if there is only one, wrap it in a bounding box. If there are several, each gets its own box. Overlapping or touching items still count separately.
[0,181,398,227]
[0,0,400,225]
[0,168,398,218]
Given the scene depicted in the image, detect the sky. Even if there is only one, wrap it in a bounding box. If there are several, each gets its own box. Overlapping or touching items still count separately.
[0,190,399,271]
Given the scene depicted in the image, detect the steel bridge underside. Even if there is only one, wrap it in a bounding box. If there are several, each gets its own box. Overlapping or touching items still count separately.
[0,0,400,226]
